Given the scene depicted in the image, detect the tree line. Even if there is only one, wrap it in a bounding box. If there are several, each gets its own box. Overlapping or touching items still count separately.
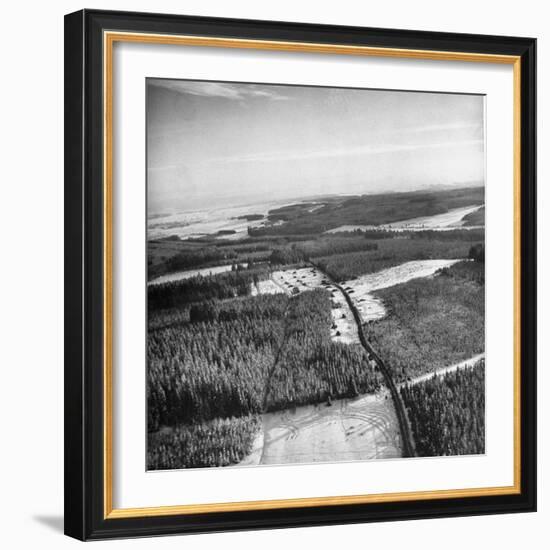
[269,239,379,266]
[148,267,269,310]
[164,246,238,272]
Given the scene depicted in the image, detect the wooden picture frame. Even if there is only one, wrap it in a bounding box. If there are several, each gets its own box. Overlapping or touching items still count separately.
[64,9,536,540]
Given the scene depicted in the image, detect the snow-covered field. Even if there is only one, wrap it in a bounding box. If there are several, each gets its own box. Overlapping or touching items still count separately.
[253,260,461,340]
[383,204,483,230]
[250,278,286,296]
[329,287,358,344]
[149,263,248,286]
[252,391,401,465]
[344,259,462,321]
[327,205,483,234]
[272,266,326,292]
[148,206,262,241]
[148,198,311,240]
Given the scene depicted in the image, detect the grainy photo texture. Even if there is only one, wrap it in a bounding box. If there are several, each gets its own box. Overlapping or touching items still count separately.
[146,79,485,471]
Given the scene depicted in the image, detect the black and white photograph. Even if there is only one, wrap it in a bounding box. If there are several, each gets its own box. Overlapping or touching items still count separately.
[146,79,486,470]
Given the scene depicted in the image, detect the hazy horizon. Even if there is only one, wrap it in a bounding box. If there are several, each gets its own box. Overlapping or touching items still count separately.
[147,79,485,214]
[147,183,485,220]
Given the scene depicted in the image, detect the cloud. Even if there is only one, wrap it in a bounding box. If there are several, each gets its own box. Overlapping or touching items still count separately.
[148,80,290,101]
[401,122,481,134]
[211,139,484,165]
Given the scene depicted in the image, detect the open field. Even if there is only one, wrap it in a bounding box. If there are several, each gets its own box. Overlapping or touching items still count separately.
[329,287,359,344]
[147,199,292,240]
[256,391,401,465]
[272,266,325,292]
[388,204,482,229]
[251,278,286,296]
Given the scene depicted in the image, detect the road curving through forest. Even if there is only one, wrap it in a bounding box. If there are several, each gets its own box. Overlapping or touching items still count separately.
[329,278,416,458]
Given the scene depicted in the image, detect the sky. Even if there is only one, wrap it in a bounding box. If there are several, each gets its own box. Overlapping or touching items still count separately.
[147,79,485,214]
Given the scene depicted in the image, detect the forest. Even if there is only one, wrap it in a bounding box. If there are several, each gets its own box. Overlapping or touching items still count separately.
[148,290,381,428]
[400,362,485,456]
[148,293,287,430]
[365,261,485,383]
[148,415,261,470]
[265,289,382,411]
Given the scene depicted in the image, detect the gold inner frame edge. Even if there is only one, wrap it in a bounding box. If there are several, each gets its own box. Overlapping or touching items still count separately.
[103,30,522,520]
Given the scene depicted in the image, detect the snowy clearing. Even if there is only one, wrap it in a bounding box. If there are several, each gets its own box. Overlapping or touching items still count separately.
[327,205,483,234]
[344,259,462,321]
[243,391,401,466]
[250,278,286,296]
[149,263,249,286]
